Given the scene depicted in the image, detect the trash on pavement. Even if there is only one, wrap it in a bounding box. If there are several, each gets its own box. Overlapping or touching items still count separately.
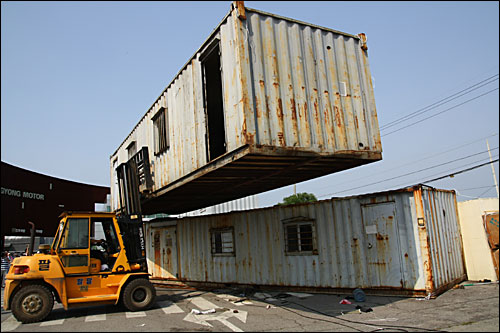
[355,305,373,313]
[339,299,352,305]
[415,293,432,301]
[353,288,366,302]
[191,308,216,315]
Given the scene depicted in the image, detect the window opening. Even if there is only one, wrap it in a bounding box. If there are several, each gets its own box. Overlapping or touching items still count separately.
[127,141,137,160]
[90,218,120,271]
[60,218,89,249]
[152,106,169,155]
[201,41,226,161]
[211,227,234,256]
[283,218,316,255]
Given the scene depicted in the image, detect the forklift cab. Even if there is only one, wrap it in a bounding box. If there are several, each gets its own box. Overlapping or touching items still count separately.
[51,212,126,275]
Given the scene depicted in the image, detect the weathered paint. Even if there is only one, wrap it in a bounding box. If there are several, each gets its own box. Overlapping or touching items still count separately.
[110,3,382,215]
[144,185,465,296]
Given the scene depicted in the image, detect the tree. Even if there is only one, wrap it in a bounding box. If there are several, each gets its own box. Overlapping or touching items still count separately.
[279,192,318,206]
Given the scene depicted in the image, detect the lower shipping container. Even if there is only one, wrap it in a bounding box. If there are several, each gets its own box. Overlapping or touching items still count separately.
[144,185,467,297]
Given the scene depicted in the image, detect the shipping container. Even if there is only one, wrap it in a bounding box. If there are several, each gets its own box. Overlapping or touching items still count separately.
[110,1,382,215]
[144,185,466,297]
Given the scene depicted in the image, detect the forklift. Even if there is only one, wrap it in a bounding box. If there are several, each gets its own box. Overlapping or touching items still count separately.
[3,147,157,323]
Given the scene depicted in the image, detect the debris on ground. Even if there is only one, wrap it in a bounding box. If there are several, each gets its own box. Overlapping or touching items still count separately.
[416,293,432,301]
[353,288,366,302]
[356,305,373,313]
[339,299,352,305]
[191,308,216,315]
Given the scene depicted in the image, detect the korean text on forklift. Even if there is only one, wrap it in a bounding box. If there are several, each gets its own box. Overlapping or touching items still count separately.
[2,154,156,323]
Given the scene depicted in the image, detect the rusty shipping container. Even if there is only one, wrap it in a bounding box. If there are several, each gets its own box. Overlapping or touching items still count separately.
[110,1,382,215]
[144,185,467,297]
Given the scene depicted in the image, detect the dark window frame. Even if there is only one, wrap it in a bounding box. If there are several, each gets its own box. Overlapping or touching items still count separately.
[210,227,235,256]
[126,141,137,160]
[282,217,318,256]
[152,106,169,156]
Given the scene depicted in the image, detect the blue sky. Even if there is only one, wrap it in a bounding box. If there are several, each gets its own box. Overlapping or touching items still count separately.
[1,1,498,209]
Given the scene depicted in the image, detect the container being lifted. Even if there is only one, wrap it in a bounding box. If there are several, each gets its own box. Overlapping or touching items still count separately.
[110,1,382,215]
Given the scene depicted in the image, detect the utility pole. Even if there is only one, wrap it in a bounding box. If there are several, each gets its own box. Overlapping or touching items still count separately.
[486,139,499,199]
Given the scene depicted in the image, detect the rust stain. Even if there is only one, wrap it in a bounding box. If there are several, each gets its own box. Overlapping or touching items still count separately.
[278,132,285,146]
[291,98,297,121]
[334,106,342,128]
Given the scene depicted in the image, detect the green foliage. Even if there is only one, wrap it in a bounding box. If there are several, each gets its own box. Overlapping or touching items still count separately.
[279,192,318,206]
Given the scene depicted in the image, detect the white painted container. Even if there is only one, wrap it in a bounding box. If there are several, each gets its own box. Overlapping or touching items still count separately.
[111,2,381,215]
[144,185,466,296]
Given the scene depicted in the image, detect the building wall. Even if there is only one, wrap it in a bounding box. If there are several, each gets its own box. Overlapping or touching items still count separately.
[457,198,499,281]
[1,161,110,246]
[145,186,465,296]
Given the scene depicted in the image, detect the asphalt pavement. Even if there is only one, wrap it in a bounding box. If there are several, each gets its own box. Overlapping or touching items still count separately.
[1,280,499,332]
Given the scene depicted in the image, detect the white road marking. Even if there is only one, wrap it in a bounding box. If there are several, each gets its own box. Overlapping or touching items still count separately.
[1,316,21,331]
[125,311,146,318]
[85,313,106,322]
[40,318,65,326]
[189,296,220,310]
[215,317,244,332]
[184,296,247,332]
[158,300,184,314]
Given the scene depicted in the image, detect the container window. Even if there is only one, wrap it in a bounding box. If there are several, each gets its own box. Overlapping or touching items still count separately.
[127,141,137,160]
[210,227,234,256]
[152,106,169,155]
[283,219,317,255]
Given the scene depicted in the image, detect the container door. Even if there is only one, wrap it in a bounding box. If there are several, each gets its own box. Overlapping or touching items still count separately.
[162,227,178,279]
[153,230,162,278]
[361,202,404,288]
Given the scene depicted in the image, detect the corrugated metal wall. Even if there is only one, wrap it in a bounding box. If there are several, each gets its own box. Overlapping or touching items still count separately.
[243,9,380,152]
[420,188,466,291]
[145,186,465,295]
[177,194,258,218]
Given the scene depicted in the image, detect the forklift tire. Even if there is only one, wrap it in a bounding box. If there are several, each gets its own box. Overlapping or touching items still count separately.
[11,284,54,323]
[122,278,156,312]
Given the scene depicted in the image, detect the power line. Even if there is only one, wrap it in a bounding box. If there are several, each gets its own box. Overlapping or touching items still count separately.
[381,87,499,137]
[380,74,499,130]
[477,186,495,198]
[317,152,498,197]
[310,132,499,192]
[379,155,499,192]
[421,159,499,184]
[457,185,497,191]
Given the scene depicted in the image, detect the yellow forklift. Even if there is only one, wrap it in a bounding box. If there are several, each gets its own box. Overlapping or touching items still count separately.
[3,148,157,323]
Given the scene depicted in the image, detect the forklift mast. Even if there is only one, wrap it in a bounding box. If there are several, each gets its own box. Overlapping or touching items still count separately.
[115,147,153,271]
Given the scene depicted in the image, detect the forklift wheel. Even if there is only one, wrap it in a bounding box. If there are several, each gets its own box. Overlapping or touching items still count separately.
[11,284,54,323]
[122,278,156,311]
